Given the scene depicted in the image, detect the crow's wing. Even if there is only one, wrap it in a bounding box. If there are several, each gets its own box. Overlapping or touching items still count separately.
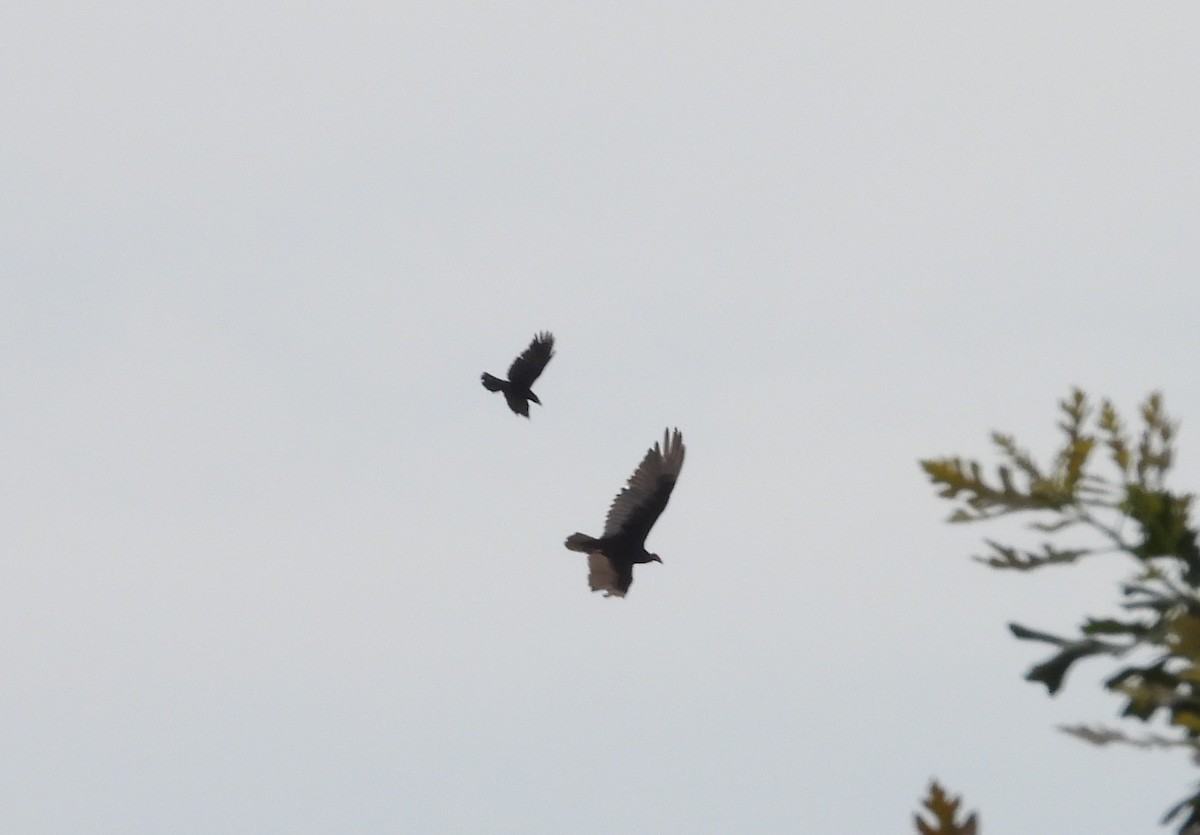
[503,390,531,417]
[587,553,634,597]
[602,428,685,542]
[507,331,555,389]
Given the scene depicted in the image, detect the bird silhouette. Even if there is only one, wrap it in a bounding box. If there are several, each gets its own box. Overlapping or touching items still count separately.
[565,428,685,597]
[481,332,555,418]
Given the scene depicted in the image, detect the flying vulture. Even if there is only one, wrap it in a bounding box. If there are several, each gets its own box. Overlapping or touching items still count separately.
[481,332,555,418]
[565,428,685,597]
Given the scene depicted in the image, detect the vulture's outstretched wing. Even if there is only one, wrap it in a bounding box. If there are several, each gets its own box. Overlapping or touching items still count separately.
[507,331,555,389]
[588,553,634,597]
[602,428,685,542]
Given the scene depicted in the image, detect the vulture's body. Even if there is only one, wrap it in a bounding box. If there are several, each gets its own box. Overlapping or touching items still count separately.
[565,428,685,597]
[481,332,555,418]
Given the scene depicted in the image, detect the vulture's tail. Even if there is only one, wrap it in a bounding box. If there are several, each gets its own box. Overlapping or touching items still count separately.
[480,372,505,392]
[564,533,600,552]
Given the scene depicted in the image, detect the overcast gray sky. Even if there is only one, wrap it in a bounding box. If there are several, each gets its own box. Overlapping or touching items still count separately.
[4,3,1200,833]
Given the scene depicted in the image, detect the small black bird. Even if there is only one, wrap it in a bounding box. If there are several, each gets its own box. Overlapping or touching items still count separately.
[565,428,685,597]
[481,332,555,418]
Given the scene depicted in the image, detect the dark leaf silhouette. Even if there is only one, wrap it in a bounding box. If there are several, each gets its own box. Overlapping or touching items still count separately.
[481,331,555,417]
[1008,622,1127,694]
[914,781,978,835]
[565,428,685,597]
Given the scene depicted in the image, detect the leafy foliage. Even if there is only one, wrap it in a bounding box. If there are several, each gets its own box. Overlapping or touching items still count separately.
[914,781,978,835]
[1058,724,1200,762]
[922,389,1200,833]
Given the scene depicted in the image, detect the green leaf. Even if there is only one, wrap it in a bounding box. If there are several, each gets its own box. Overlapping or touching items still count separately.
[1056,390,1097,491]
[1136,391,1176,488]
[1082,617,1149,638]
[1107,662,1181,721]
[1168,614,1200,660]
[992,432,1044,481]
[1171,700,1200,734]
[1010,623,1125,694]
[1099,399,1133,476]
[1120,484,1200,581]
[976,540,1090,571]
[1028,517,1080,533]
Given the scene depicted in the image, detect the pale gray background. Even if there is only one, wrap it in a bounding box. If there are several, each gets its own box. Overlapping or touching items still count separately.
[3,3,1200,833]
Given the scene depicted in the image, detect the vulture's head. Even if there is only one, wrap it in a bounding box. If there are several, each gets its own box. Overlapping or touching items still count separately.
[649,553,662,564]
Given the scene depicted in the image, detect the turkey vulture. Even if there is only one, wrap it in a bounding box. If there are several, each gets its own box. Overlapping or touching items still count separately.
[564,428,685,597]
[481,332,555,418]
